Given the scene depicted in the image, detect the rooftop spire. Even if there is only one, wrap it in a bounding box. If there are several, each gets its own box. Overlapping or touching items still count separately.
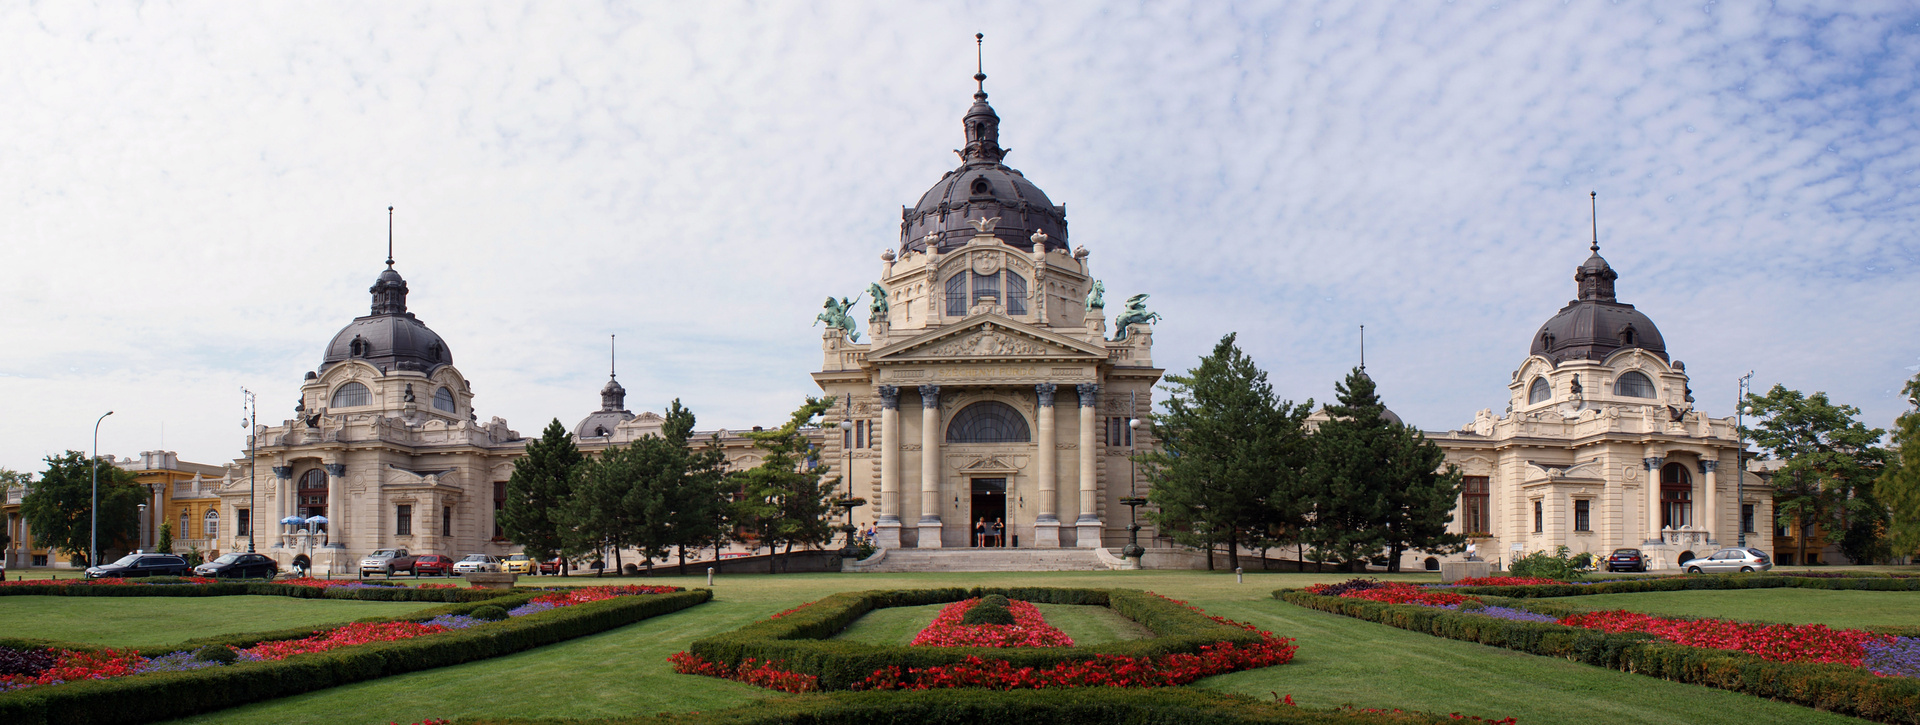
[1359,324,1366,372]
[600,333,627,412]
[1589,191,1599,253]
[610,334,617,380]
[974,33,986,98]
[959,33,1005,164]
[386,205,395,268]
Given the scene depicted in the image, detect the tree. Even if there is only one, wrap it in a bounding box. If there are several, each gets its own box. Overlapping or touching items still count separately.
[1303,369,1400,570]
[731,396,839,573]
[657,400,731,574]
[155,522,174,555]
[499,420,583,573]
[0,469,27,552]
[1138,333,1313,572]
[21,451,145,566]
[1876,374,1920,558]
[1745,384,1889,564]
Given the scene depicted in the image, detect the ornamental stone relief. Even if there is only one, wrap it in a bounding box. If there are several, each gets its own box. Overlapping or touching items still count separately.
[926,328,1046,357]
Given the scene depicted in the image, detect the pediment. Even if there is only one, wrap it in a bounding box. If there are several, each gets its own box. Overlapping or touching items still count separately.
[869,315,1106,363]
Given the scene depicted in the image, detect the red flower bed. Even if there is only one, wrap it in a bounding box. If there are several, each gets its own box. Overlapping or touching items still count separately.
[909,598,1074,648]
[769,600,817,619]
[669,652,819,693]
[1306,582,1475,607]
[528,584,680,607]
[240,621,449,661]
[1450,576,1560,587]
[1557,610,1892,667]
[0,649,146,688]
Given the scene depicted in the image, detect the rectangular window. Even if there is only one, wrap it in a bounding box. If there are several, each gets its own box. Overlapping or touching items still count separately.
[1662,489,1692,529]
[237,509,251,537]
[945,273,968,316]
[1533,500,1543,533]
[494,482,508,539]
[397,505,413,536]
[1573,499,1591,532]
[442,506,452,537]
[1775,522,1788,539]
[178,512,189,539]
[972,269,1000,306]
[1462,477,1490,535]
[1742,504,1755,534]
[1005,272,1028,315]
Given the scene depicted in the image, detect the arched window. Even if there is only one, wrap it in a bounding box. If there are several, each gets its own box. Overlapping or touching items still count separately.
[433,387,456,413]
[1619,325,1637,345]
[1614,371,1656,398]
[298,469,328,518]
[203,510,220,539]
[1005,271,1028,315]
[972,268,1000,305]
[1527,377,1551,404]
[1661,462,1693,529]
[331,382,371,408]
[946,401,1032,443]
[946,273,968,316]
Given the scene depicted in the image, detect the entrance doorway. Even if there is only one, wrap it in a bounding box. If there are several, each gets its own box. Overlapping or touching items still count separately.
[970,478,1007,547]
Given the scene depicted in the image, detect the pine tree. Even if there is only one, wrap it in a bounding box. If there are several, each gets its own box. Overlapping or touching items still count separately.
[155,522,174,555]
[731,396,839,573]
[1878,374,1920,558]
[1138,334,1312,572]
[21,451,145,566]
[1303,368,1399,571]
[658,399,730,574]
[499,420,582,571]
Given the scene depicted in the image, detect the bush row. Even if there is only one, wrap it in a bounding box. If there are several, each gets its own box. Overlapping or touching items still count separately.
[687,587,1263,691]
[0,579,507,602]
[0,589,711,725]
[1276,589,1920,724]
[455,688,1514,725]
[1444,573,1920,599]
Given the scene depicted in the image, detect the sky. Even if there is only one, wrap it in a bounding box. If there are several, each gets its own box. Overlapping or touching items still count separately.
[3,1,1917,474]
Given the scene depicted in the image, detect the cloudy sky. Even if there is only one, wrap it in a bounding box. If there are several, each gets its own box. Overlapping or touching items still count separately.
[3,1,1916,473]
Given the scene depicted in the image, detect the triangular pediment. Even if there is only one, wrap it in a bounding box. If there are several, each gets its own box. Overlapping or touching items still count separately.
[869,315,1107,363]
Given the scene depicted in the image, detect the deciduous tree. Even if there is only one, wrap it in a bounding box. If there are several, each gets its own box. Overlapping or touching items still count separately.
[1876,374,1920,558]
[731,396,839,573]
[21,451,144,566]
[1745,384,1889,564]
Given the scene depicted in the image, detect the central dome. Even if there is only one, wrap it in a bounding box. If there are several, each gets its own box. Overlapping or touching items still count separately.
[1530,247,1667,364]
[320,265,454,375]
[899,83,1068,255]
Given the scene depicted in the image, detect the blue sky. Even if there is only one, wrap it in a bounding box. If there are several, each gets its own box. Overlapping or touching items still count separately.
[2,1,1916,472]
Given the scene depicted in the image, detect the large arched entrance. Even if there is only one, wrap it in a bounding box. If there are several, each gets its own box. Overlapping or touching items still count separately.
[297,469,328,522]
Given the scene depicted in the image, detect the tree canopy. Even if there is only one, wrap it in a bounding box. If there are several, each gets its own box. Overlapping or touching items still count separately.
[1744,384,1889,564]
[21,451,145,566]
[1876,374,1920,558]
[498,419,582,566]
[730,396,839,572]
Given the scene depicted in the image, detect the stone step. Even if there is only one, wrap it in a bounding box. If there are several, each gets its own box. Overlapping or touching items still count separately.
[852,547,1110,573]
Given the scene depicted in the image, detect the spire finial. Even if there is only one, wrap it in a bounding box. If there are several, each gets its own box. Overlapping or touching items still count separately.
[386,206,395,268]
[1589,191,1599,253]
[973,33,986,98]
[610,334,617,380]
[1359,324,1366,372]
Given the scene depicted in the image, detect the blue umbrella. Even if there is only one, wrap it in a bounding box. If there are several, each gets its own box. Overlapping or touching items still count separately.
[280,516,305,525]
[305,515,328,525]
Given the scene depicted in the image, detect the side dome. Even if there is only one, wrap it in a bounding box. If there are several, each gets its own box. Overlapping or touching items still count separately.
[319,265,454,374]
[1529,247,1668,364]
[899,81,1068,255]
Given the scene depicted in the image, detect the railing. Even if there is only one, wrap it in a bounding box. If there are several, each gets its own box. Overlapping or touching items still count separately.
[1660,527,1710,545]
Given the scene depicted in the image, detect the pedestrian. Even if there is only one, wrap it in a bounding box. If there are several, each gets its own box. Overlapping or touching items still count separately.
[991,518,1005,547]
[975,518,987,547]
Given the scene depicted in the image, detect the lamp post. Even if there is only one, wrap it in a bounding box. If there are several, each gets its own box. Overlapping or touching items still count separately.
[1119,417,1146,560]
[835,416,864,558]
[242,387,258,553]
[89,411,113,568]
[1735,372,1754,547]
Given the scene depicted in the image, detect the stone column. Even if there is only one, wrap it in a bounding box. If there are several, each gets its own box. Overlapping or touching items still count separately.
[1075,383,1102,548]
[1033,384,1060,547]
[1700,460,1718,544]
[876,386,902,549]
[272,466,293,549]
[323,464,346,548]
[917,385,943,548]
[1643,456,1664,545]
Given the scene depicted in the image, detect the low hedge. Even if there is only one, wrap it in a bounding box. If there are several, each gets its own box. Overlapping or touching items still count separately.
[0,579,508,602]
[1445,573,1920,599]
[453,688,1511,725]
[688,587,1263,690]
[1276,589,1920,724]
[0,588,711,725]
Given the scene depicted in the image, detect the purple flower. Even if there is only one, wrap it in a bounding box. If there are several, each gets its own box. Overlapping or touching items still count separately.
[1417,602,1559,623]
[1864,637,1920,679]
[508,601,556,617]
[423,614,486,630]
[137,651,225,674]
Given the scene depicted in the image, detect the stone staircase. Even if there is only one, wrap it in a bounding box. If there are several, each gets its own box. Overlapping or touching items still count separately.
[849,547,1111,573]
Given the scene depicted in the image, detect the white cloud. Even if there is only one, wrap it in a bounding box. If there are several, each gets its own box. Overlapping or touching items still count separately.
[2,1,1917,471]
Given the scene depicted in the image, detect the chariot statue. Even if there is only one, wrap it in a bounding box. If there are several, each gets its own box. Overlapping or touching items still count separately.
[867,283,889,321]
[815,294,863,342]
[1111,293,1161,341]
[1086,280,1106,311]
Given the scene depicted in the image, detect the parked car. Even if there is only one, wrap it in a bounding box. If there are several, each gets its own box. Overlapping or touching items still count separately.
[1682,548,1773,574]
[412,554,454,576]
[502,553,536,575]
[538,557,564,575]
[195,552,280,579]
[1604,548,1647,573]
[359,548,418,577]
[453,554,501,574]
[86,553,192,579]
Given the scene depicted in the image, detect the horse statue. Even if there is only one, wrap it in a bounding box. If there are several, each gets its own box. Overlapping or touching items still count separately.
[1111,293,1161,341]
[867,283,889,321]
[814,294,863,342]
[1085,280,1106,311]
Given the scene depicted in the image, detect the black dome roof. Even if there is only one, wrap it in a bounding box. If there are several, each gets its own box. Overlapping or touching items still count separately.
[320,265,454,375]
[1530,248,1668,364]
[899,86,1068,255]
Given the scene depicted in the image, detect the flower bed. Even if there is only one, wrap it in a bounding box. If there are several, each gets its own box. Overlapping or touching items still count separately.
[910,598,1073,648]
[1303,580,1473,607]
[1556,609,1909,673]
[1441,572,1920,599]
[1447,576,1560,587]
[0,576,219,588]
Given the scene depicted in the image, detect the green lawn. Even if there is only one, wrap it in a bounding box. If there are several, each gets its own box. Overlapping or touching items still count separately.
[0,595,435,649]
[1558,587,1920,628]
[150,570,1881,725]
[831,601,1151,646]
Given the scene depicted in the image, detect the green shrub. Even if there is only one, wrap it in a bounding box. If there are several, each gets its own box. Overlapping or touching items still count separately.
[470,605,510,621]
[190,645,237,664]
[1506,545,1587,580]
[1447,573,1920,599]
[978,594,1010,607]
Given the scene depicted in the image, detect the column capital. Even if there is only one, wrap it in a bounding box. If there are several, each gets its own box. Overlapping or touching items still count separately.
[1700,460,1717,474]
[323,463,346,477]
[1035,383,1057,407]
[271,466,292,480]
[1643,456,1664,471]
[918,384,941,407]
[878,385,900,409]
[1076,383,1100,407]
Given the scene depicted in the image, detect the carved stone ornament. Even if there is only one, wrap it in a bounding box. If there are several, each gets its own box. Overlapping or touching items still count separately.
[878,385,900,410]
[271,466,292,480]
[927,329,1045,357]
[1036,383,1057,407]
[972,251,1002,276]
[324,463,346,477]
[968,216,1001,233]
[1077,383,1100,407]
[918,385,940,408]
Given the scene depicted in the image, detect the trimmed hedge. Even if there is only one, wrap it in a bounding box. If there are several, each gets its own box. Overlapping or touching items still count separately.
[1276,589,1920,724]
[0,580,508,602]
[0,589,711,725]
[454,688,1509,725]
[1445,573,1920,599]
[688,587,1263,690]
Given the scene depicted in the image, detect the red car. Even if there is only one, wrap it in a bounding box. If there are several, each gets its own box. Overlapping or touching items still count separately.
[413,554,454,577]
[538,557,564,575]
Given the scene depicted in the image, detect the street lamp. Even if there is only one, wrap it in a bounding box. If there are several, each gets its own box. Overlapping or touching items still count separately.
[90,411,113,568]
[242,387,258,553]
[834,414,864,558]
[1735,372,1754,547]
[1119,417,1147,560]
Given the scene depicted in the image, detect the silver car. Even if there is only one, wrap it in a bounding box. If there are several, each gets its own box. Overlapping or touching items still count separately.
[1681,547,1773,574]
[452,554,500,574]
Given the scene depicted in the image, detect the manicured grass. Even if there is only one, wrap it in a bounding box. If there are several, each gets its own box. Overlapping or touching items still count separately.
[0,595,436,649]
[150,569,1891,725]
[831,602,942,644]
[1558,587,1920,628]
[831,601,1152,647]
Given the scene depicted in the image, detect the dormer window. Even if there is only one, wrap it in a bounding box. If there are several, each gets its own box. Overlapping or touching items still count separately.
[433,387,456,413]
[1541,331,1555,349]
[331,382,371,408]
[1527,377,1551,404]
[1620,325,1637,345]
[1614,371,1656,398]
[970,177,992,195]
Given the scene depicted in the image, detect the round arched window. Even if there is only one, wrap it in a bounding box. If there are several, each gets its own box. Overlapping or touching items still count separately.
[946,401,1032,443]
[1527,377,1551,404]
[1614,371,1656,398]
[331,382,371,408]
[203,510,220,539]
[433,387,456,413]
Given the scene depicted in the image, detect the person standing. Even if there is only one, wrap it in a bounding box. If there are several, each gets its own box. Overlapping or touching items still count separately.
[974,518,987,548]
[991,518,1005,548]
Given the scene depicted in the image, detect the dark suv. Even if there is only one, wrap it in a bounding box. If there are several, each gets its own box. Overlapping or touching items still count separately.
[1604,548,1647,573]
[195,553,280,579]
[86,554,192,578]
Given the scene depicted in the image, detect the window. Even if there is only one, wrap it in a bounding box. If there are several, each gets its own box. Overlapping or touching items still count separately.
[397,505,413,536]
[1615,371,1656,398]
[237,509,251,537]
[1107,417,1134,447]
[331,382,371,407]
[433,387,456,413]
[1005,271,1028,315]
[1661,462,1692,528]
[945,273,968,316]
[178,511,189,539]
[1533,500,1543,533]
[203,510,220,539]
[1742,504,1756,534]
[1574,499,1591,532]
[493,482,507,539]
[1527,377,1550,404]
[972,268,1000,306]
[442,506,452,537]
[1462,477,1490,535]
[945,401,1031,443]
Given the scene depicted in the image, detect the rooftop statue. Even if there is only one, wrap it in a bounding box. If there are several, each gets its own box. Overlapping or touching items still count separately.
[1111,293,1161,341]
[1086,280,1106,311]
[815,294,863,343]
[867,283,889,322]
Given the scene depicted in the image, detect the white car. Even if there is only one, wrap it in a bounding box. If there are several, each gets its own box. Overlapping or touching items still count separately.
[1680,548,1774,574]
[452,554,501,574]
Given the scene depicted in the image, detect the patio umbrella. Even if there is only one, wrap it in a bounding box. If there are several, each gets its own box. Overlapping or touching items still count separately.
[280,516,305,525]
[304,515,329,525]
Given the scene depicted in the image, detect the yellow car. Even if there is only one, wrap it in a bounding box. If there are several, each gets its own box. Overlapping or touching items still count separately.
[502,553,536,575]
